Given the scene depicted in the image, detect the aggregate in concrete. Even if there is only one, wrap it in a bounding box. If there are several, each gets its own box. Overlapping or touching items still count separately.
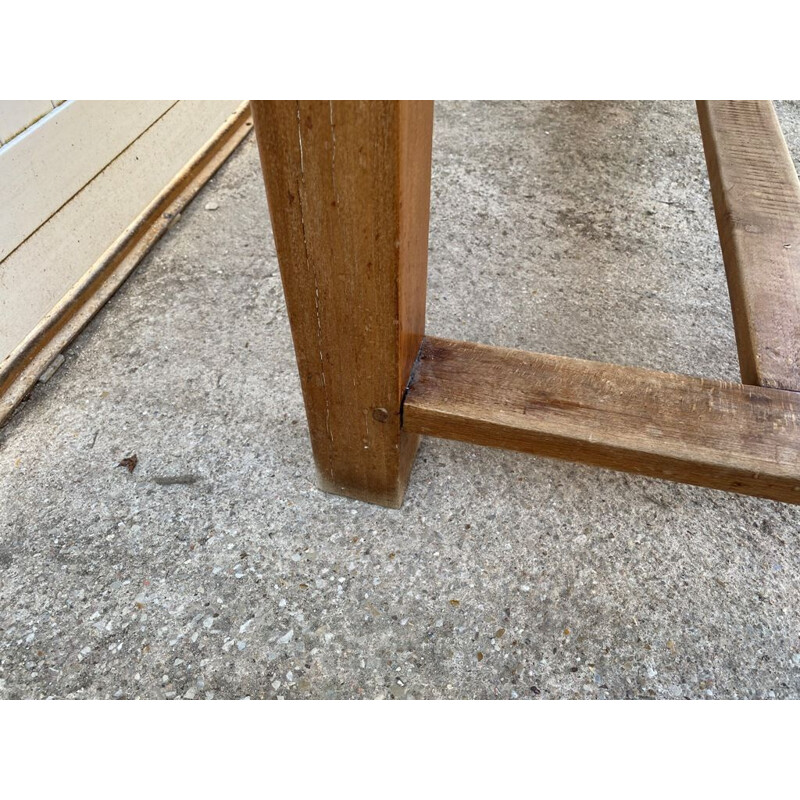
[2,101,800,699]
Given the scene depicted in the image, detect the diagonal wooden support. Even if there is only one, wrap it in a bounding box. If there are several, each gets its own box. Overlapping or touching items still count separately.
[404,337,800,504]
[697,100,800,390]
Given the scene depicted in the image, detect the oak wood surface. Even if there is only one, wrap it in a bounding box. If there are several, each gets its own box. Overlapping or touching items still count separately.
[404,336,800,504]
[697,100,800,391]
[251,101,433,507]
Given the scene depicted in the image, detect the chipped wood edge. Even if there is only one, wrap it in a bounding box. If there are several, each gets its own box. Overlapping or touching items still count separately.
[0,102,253,430]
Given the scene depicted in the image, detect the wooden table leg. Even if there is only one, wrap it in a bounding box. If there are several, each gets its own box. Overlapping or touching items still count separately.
[251,101,433,507]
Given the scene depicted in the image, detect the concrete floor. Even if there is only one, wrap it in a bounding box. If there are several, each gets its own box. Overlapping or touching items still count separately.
[2,101,800,699]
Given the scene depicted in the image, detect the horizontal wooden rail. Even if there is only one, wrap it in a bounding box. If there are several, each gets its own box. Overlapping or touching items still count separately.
[403,337,800,504]
[697,100,800,391]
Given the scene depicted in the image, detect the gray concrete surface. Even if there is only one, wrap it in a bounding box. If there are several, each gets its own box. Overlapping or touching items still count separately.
[2,101,800,699]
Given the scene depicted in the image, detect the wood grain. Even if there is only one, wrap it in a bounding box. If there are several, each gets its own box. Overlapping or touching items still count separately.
[697,100,800,390]
[404,337,800,504]
[251,101,433,507]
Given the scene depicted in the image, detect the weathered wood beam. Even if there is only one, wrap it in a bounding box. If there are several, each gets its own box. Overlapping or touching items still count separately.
[697,100,800,391]
[404,336,800,504]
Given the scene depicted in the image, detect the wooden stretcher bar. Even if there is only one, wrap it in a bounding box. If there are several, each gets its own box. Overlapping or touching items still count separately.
[403,336,800,504]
